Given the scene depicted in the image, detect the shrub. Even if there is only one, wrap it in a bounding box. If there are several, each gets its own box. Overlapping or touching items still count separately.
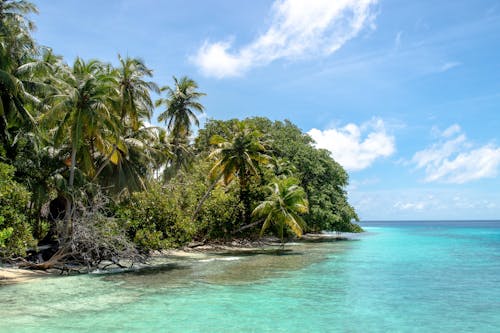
[197,184,243,240]
[0,162,35,258]
[118,183,197,250]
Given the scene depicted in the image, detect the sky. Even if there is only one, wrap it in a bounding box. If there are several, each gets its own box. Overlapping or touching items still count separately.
[30,0,500,220]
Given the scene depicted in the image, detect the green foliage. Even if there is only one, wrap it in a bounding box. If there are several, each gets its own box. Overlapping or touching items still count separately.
[207,120,270,225]
[197,184,243,240]
[156,76,205,178]
[0,162,35,258]
[253,177,309,243]
[117,182,197,250]
[0,0,364,264]
[198,117,362,233]
[0,219,13,247]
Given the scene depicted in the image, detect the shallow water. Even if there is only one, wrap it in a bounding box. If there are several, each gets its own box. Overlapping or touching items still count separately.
[1,221,499,332]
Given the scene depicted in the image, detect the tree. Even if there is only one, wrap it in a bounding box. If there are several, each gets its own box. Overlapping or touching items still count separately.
[252,177,308,246]
[42,58,121,238]
[0,0,39,154]
[198,117,361,233]
[0,0,38,70]
[0,162,35,258]
[95,123,170,196]
[115,55,158,131]
[156,76,205,177]
[208,121,270,225]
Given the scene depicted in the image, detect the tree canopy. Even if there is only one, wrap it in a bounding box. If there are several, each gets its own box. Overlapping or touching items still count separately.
[0,1,361,269]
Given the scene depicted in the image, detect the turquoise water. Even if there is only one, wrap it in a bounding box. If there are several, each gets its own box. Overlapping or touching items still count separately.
[1,221,500,332]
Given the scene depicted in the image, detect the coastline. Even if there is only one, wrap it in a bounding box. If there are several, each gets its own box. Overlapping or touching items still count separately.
[0,233,352,285]
[0,267,55,285]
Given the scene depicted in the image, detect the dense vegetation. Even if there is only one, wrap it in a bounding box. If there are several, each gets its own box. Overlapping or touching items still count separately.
[0,1,360,269]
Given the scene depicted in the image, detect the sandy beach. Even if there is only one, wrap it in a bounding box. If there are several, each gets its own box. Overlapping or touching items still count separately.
[0,267,55,285]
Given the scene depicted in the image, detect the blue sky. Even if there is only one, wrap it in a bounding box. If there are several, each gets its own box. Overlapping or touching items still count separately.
[30,0,500,220]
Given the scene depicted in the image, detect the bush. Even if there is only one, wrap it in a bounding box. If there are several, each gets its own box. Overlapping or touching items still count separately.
[197,184,243,240]
[118,183,197,250]
[0,162,35,258]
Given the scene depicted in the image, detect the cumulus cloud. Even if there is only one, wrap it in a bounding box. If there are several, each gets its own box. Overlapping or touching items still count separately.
[412,124,500,183]
[192,0,378,78]
[308,118,395,171]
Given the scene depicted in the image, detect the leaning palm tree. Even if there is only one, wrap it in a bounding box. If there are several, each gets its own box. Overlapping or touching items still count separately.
[156,76,205,177]
[207,121,270,225]
[252,177,309,246]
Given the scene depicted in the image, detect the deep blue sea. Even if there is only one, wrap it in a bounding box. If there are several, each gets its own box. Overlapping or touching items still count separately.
[1,220,499,332]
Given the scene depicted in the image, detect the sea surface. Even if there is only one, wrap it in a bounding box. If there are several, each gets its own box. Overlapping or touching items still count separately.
[1,220,499,332]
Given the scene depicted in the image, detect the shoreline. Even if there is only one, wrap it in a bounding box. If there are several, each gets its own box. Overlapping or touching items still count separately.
[0,233,353,285]
[0,267,55,285]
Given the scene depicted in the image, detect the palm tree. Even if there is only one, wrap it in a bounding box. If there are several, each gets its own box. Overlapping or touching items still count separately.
[42,58,120,236]
[115,55,158,131]
[252,177,309,246]
[156,76,205,177]
[156,76,205,137]
[0,0,38,66]
[0,0,39,153]
[94,123,171,196]
[208,121,270,225]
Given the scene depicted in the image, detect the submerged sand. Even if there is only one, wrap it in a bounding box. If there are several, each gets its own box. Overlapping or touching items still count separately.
[0,267,54,285]
[0,233,351,285]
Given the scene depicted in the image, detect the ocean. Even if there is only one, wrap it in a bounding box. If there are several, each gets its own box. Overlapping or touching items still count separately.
[1,220,499,332]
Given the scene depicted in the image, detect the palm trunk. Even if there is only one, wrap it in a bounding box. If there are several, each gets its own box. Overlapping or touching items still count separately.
[192,176,219,221]
[63,145,77,242]
[68,145,77,188]
[92,144,117,182]
[239,175,250,226]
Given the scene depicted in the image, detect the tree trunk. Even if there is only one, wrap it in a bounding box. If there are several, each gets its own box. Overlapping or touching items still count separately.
[239,175,250,226]
[63,145,77,242]
[192,177,219,220]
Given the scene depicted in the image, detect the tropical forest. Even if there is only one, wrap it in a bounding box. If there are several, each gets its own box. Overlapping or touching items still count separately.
[0,0,360,271]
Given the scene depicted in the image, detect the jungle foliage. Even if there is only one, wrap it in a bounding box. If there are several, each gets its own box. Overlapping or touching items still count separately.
[0,1,361,268]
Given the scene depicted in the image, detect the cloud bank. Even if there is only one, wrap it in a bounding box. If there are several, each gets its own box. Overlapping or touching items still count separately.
[193,0,378,78]
[412,124,500,183]
[308,118,395,171]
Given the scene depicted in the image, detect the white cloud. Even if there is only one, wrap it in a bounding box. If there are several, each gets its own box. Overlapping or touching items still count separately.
[439,61,462,72]
[412,124,500,183]
[308,118,395,171]
[192,0,378,78]
[394,201,426,211]
[394,30,403,49]
[441,123,461,137]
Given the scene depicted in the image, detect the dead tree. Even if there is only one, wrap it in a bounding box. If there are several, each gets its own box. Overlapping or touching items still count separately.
[20,189,144,272]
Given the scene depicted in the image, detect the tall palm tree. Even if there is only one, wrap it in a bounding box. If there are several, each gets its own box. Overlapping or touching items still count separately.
[0,0,39,152]
[252,177,309,246]
[0,0,38,66]
[156,76,205,177]
[208,121,270,225]
[115,55,158,131]
[42,58,120,236]
[156,76,205,138]
[49,58,121,183]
